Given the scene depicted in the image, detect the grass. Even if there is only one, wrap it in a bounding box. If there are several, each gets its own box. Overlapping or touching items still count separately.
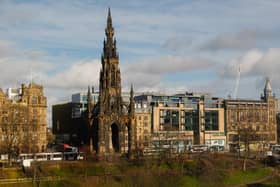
[180,176,200,187]
[41,180,80,187]
[0,155,276,187]
[1,167,23,179]
[224,167,272,186]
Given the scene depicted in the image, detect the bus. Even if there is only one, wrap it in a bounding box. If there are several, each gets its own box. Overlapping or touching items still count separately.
[18,151,84,166]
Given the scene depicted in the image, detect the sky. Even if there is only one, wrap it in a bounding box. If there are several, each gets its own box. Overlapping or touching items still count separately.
[0,0,280,125]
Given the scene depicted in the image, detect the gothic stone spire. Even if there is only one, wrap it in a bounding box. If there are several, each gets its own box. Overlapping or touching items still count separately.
[94,8,136,157]
[104,8,117,58]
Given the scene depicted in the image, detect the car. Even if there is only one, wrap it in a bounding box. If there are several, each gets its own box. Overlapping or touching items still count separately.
[190,145,209,153]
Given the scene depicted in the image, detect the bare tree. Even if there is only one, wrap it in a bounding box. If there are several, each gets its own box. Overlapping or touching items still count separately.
[238,126,257,171]
[0,105,27,165]
[21,118,40,153]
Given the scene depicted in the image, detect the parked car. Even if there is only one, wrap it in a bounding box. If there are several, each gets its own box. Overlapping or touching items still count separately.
[190,145,209,153]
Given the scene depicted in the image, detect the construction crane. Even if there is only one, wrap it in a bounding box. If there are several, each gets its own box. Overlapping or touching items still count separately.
[233,64,241,99]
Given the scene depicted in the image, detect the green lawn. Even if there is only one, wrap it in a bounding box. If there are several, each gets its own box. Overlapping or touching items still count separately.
[0,157,276,187]
[223,167,272,186]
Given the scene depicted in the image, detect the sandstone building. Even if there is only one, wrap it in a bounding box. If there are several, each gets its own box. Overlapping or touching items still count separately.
[134,93,226,152]
[0,83,47,154]
[225,78,277,151]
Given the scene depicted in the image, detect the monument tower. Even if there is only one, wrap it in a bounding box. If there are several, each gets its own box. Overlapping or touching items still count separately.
[89,8,136,158]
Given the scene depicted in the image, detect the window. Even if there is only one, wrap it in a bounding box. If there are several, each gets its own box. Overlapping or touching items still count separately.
[255,111,260,121]
[230,111,235,123]
[205,111,219,131]
[240,111,245,121]
[262,111,267,122]
[160,110,179,130]
[248,111,254,122]
[32,96,37,104]
[185,110,199,132]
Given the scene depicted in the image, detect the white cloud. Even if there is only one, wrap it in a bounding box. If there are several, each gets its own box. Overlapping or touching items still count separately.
[0,40,52,87]
[219,49,263,78]
[122,55,213,91]
[220,48,280,78]
[45,59,101,90]
[219,48,280,97]
[125,55,212,74]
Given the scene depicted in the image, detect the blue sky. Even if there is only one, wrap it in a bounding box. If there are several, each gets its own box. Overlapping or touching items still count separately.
[0,0,280,118]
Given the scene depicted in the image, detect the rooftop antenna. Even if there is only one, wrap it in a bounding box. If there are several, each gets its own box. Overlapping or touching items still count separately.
[233,64,241,99]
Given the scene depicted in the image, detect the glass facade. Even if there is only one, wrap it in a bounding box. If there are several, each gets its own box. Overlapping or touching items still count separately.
[185,111,199,132]
[160,109,179,130]
[205,111,219,130]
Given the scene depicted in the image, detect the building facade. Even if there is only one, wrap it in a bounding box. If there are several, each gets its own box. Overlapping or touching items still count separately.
[0,83,47,154]
[135,111,151,149]
[134,93,226,152]
[225,78,277,151]
[71,90,98,118]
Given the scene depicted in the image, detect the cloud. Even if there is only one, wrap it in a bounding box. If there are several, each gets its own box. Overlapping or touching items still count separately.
[218,49,263,78]
[220,48,280,78]
[122,55,213,91]
[0,39,100,94]
[45,59,101,90]
[0,40,52,87]
[125,55,212,74]
[200,30,276,51]
[219,48,280,96]
[0,40,17,57]
[254,48,280,75]
[161,36,192,51]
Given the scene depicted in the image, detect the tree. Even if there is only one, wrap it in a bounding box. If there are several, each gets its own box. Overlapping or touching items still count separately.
[46,128,55,145]
[237,126,257,171]
[21,118,39,153]
[0,105,28,165]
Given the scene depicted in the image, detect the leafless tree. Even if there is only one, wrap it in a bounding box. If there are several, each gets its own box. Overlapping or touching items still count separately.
[0,105,27,165]
[237,126,257,171]
[21,118,39,153]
